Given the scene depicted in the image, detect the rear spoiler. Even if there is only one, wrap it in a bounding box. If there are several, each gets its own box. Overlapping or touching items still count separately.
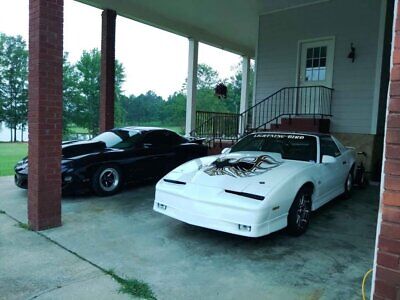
[186,136,206,145]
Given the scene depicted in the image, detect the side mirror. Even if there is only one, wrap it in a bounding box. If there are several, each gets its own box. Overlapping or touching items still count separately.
[322,155,337,164]
[221,147,231,154]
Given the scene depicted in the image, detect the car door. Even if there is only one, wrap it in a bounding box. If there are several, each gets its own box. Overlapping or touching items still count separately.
[141,130,177,178]
[317,136,343,200]
[104,129,147,182]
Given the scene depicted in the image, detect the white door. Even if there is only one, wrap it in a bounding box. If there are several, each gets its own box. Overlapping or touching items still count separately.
[297,38,335,114]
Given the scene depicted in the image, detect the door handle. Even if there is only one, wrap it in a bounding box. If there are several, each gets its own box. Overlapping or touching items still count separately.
[342,161,347,165]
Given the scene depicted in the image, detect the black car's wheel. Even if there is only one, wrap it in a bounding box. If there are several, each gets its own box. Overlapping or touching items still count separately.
[287,188,312,236]
[92,165,123,196]
[343,171,353,198]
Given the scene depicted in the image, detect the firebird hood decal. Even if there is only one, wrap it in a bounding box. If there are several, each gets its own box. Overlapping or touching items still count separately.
[203,155,282,178]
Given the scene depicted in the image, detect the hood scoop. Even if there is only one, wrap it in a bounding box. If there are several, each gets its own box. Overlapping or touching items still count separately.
[203,154,282,178]
[62,141,106,158]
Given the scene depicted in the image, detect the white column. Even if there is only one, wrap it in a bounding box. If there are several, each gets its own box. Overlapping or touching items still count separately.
[239,56,250,134]
[185,38,198,136]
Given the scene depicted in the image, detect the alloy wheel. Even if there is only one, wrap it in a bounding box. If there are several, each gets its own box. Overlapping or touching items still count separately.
[296,194,311,229]
[99,168,120,192]
[347,173,353,192]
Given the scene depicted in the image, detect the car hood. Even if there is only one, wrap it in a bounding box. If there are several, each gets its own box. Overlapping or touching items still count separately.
[164,151,313,192]
[62,140,107,158]
[15,140,112,172]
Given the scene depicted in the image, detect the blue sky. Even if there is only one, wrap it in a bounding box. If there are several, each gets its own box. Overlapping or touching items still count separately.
[0,0,241,99]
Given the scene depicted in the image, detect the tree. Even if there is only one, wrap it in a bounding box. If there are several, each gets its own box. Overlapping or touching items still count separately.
[66,49,125,136]
[197,64,220,89]
[122,90,164,125]
[164,92,186,127]
[62,53,81,135]
[225,61,255,113]
[0,33,28,142]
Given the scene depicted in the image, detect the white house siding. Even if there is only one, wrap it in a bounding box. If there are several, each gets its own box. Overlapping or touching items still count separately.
[255,0,383,134]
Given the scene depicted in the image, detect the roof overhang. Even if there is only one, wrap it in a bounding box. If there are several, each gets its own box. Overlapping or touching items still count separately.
[76,0,330,58]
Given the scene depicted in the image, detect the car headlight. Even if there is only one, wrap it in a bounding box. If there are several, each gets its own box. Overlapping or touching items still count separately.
[15,157,28,171]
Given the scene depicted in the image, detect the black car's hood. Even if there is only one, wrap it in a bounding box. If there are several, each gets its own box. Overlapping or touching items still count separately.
[62,140,107,158]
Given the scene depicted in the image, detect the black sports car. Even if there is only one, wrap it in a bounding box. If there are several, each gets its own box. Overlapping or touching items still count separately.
[15,127,207,196]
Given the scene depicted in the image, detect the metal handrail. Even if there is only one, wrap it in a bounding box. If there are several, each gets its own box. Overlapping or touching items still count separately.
[190,111,239,137]
[239,85,334,134]
[240,85,333,117]
[191,86,334,148]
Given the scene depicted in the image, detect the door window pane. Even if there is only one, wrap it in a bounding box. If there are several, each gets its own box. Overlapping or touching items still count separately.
[319,67,326,80]
[320,46,327,57]
[306,69,312,81]
[304,46,328,82]
[312,70,319,81]
[307,48,313,59]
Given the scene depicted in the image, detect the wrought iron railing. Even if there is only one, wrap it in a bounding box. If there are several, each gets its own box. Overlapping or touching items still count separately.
[239,85,333,134]
[191,86,333,147]
[190,111,239,147]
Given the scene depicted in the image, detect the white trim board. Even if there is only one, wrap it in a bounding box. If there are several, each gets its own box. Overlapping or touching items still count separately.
[370,0,389,135]
[259,0,331,16]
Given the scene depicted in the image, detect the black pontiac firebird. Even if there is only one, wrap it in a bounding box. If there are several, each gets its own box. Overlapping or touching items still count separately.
[15,127,207,196]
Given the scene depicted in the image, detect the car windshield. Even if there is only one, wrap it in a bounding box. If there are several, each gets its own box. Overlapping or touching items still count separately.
[230,133,317,162]
[91,129,142,149]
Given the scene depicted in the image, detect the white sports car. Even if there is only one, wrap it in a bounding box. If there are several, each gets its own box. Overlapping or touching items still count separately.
[153,132,356,237]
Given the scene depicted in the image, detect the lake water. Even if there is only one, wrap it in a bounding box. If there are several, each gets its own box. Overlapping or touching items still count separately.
[0,122,93,142]
[0,122,29,142]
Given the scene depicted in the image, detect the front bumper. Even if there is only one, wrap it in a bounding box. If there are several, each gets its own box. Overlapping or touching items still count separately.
[14,170,90,194]
[153,182,287,238]
[15,172,28,189]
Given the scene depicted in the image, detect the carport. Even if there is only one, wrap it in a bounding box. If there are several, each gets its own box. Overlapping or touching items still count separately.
[28,0,400,298]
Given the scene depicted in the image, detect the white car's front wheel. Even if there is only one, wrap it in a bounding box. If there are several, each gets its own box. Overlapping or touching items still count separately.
[287,188,312,236]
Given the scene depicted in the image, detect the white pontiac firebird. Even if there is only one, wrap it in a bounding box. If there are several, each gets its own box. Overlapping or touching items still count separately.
[153,132,356,237]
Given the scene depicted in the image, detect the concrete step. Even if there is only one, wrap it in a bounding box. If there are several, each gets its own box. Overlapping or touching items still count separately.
[265,118,330,133]
[283,118,330,133]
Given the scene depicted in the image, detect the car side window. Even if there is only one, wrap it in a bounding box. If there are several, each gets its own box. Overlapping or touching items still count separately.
[109,130,142,149]
[142,130,184,147]
[320,136,341,158]
[163,131,184,146]
[143,131,165,147]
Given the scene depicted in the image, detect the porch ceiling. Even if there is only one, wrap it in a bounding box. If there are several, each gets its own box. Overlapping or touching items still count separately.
[76,0,327,57]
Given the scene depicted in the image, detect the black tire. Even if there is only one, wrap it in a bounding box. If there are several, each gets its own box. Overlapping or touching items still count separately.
[287,188,312,236]
[343,171,353,198]
[92,165,123,196]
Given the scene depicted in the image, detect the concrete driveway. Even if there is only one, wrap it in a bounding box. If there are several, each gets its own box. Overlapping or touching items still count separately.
[0,176,379,299]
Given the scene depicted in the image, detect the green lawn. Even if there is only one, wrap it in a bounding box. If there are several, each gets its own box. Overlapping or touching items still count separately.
[67,125,89,134]
[0,124,184,177]
[0,143,28,176]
